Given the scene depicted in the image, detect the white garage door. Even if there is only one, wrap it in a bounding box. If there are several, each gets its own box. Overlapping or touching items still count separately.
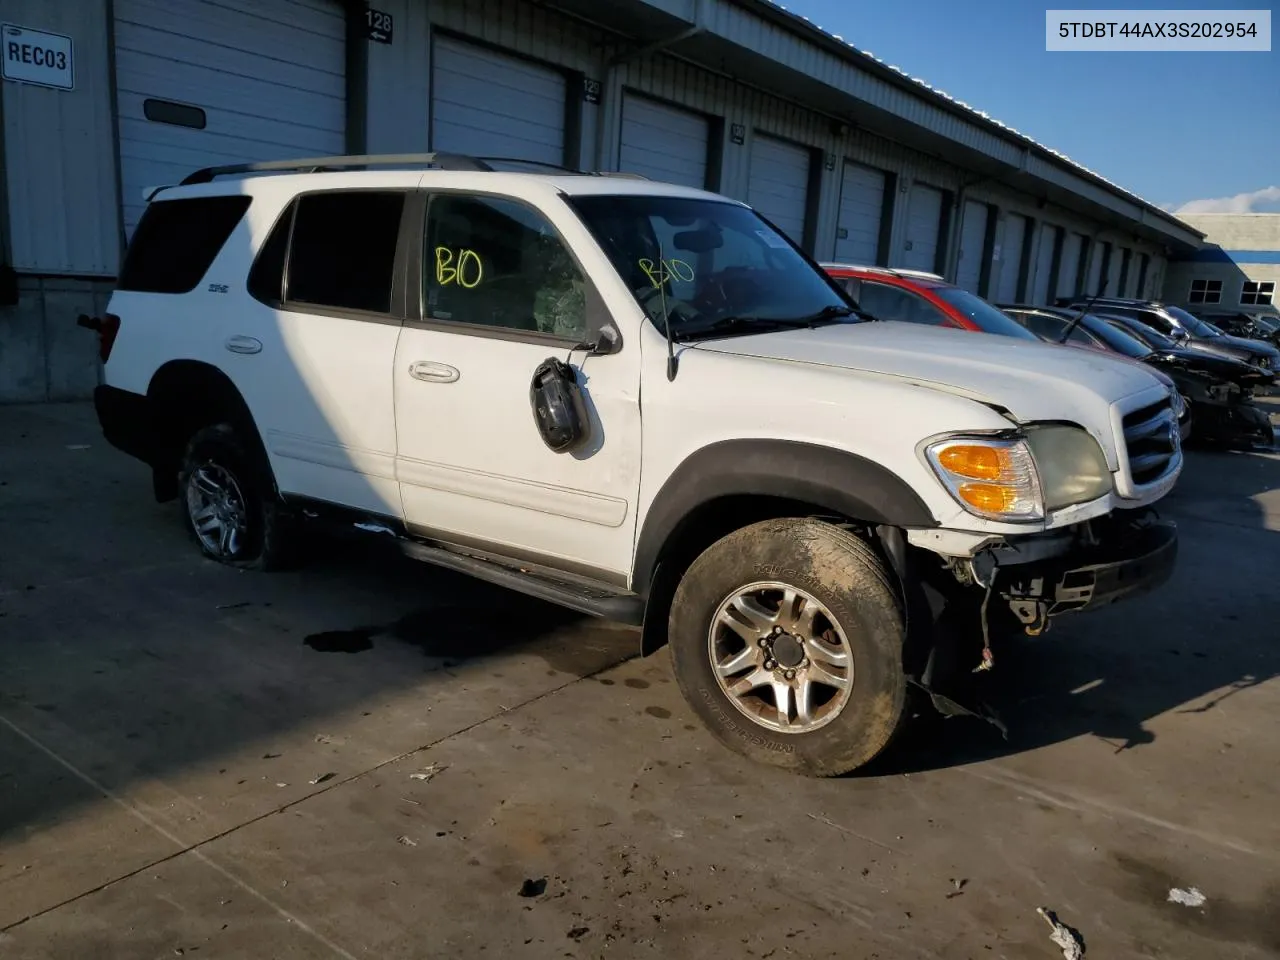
[954,200,989,293]
[1057,232,1085,298]
[1087,240,1109,296]
[899,183,945,273]
[995,213,1028,303]
[432,36,566,167]
[1031,224,1060,304]
[747,134,811,246]
[618,94,708,188]
[833,161,886,264]
[113,0,346,237]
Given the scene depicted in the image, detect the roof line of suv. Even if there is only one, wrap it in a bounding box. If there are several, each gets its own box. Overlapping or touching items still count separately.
[149,151,651,201]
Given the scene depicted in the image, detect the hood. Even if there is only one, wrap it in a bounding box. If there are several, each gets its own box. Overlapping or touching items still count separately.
[1203,333,1280,361]
[691,321,1164,424]
[1149,349,1275,386]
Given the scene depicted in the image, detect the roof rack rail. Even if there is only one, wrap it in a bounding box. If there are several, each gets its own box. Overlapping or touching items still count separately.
[179,152,494,186]
[473,157,649,180]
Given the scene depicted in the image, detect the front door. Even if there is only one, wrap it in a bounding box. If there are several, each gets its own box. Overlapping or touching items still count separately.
[392,190,643,584]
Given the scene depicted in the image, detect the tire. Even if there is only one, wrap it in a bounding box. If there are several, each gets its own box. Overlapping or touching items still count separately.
[668,518,907,777]
[177,423,298,571]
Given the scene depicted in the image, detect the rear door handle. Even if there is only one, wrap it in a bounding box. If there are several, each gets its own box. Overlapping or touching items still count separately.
[225,335,262,355]
[409,361,460,383]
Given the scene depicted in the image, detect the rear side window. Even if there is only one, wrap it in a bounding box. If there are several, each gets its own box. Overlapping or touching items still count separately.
[285,191,405,314]
[118,196,252,294]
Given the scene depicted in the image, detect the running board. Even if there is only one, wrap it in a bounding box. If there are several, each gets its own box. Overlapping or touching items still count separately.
[398,540,645,626]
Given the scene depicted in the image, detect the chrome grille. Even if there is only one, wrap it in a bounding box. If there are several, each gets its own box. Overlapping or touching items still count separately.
[1122,395,1180,486]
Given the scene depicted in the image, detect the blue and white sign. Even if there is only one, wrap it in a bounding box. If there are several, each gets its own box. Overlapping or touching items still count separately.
[1,23,74,91]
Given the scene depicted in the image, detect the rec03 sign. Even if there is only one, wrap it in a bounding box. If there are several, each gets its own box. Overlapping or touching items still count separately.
[1,23,73,91]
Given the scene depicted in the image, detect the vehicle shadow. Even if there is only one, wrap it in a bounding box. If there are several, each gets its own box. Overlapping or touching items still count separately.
[865,437,1280,777]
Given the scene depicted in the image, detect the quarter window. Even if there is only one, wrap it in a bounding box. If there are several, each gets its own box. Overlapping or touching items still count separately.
[857,281,950,326]
[286,191,406,314]
[423,194,587,341]
[1241,280,1275,306]
[1188,278,1223,304]
[118,196,252,294]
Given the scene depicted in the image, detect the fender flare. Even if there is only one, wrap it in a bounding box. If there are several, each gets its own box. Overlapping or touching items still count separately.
[631,439,939,595]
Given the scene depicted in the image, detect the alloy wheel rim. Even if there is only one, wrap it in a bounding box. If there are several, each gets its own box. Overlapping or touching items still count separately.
[186,462,249,559]
[707,581,854,734]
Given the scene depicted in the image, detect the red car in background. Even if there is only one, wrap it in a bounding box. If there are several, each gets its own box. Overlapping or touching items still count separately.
[821,263,1041,340]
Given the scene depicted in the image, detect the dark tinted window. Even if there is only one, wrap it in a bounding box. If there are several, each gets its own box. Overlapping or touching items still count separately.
[859,281,949,326]
[287,191,405,314]
[933,287,1040,339]
[424,194,587,340]
[247,202,294,305]
[1018,311,1067,340]
[118,196,252,294]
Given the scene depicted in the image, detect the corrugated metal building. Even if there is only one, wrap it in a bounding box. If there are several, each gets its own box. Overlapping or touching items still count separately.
[1163,213,1279,318]
[0,0,1205,402]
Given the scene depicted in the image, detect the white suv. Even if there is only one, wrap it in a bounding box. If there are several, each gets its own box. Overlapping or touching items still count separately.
[86,153,1182,776]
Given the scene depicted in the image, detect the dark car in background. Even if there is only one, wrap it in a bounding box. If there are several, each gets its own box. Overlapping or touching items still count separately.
[1189,310,1280,349]
[1057,296,1280,371]
[1086,312,1277,448]
[1000,305,1193,440]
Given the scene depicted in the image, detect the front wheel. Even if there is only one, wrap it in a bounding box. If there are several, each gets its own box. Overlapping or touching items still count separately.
[668,518,906,777]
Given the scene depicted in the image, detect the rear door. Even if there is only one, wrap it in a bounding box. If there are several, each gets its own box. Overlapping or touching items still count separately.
[233,188,409,517]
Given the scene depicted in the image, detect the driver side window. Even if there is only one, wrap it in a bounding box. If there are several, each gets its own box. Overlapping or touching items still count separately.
[423,194,587,341]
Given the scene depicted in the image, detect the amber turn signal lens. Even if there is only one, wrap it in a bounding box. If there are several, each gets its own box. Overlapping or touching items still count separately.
[936,444,1010,481]
[957,482,1020,514]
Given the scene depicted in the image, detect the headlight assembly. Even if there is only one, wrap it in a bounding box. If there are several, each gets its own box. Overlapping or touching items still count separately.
[925,426,1114,523]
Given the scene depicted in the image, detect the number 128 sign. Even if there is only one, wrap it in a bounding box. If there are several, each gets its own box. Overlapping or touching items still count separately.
[2,23,74,91]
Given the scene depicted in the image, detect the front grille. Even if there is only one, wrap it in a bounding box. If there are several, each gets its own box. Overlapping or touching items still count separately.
[1122,396,1180,486]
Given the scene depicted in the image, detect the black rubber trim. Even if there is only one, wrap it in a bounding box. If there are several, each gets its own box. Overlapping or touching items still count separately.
[93,385,158,465]
[633,439,938,594]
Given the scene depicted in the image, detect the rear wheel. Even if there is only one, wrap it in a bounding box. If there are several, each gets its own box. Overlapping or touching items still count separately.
[178,423,298,571]
[668,518,907,777]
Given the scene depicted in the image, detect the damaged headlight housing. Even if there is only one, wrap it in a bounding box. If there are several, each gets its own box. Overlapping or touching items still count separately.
[925,426,1113,522]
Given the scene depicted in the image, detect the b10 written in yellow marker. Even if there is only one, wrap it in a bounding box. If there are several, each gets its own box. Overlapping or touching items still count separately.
[436,247,484,288]
[639,257,695,287]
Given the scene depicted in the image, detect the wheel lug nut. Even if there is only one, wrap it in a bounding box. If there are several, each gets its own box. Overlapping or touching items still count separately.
[765,659,776,670]
[785,670,796,681]
[758,638,769,648]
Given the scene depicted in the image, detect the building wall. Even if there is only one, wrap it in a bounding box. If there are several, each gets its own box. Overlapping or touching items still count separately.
[0,0,1188,402]
[0,0,118,402]
[1163,213,1279,315]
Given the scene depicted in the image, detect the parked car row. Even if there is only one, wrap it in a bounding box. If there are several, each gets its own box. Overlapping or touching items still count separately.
[821,264,1277,450]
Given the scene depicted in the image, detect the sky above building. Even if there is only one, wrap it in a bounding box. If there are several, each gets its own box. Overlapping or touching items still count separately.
[776,0,1280,213]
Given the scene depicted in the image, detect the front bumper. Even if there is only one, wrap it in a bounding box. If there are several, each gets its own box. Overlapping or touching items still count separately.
[992,514,1178,626]
[94,384,159,465]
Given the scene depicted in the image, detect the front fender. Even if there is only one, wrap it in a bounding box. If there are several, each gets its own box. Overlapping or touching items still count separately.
[631,438,938,594]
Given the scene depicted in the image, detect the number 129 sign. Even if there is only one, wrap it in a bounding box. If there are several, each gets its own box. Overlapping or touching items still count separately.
[2,23,74,91]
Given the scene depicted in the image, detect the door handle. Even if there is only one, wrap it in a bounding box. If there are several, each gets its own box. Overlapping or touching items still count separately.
[225,335,263,355]
[408,361,460,383]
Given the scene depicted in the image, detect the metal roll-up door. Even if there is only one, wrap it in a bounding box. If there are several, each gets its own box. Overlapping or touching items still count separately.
[900,183,945,273]
[954,200,990,293]
[1031,224,1060,304]
[113,0,347,237]
[1057,232,1085,298]
[747,134,811,246]
[618,93,709,188]
[834,161,886,264]
[431,36,566,166]
[995,213,1028,303]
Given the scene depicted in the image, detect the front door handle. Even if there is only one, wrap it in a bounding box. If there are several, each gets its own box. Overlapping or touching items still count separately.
[408,361,460,383]
[225,335,263,355]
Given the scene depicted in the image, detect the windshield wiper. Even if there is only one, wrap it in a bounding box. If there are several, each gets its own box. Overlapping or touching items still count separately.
[674,315,813,341]
[792,304,859,325]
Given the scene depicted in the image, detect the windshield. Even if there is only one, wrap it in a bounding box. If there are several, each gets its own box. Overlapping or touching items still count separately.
[566,195,854,339]
[1165,305,1220,337]
[1113,317,1177,350]
[1080,315,1152,358]
[932,287,1041,340]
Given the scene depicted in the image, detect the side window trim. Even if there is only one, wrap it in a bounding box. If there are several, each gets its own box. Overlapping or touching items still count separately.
[266,187,413,325]
[407,188,608,348]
